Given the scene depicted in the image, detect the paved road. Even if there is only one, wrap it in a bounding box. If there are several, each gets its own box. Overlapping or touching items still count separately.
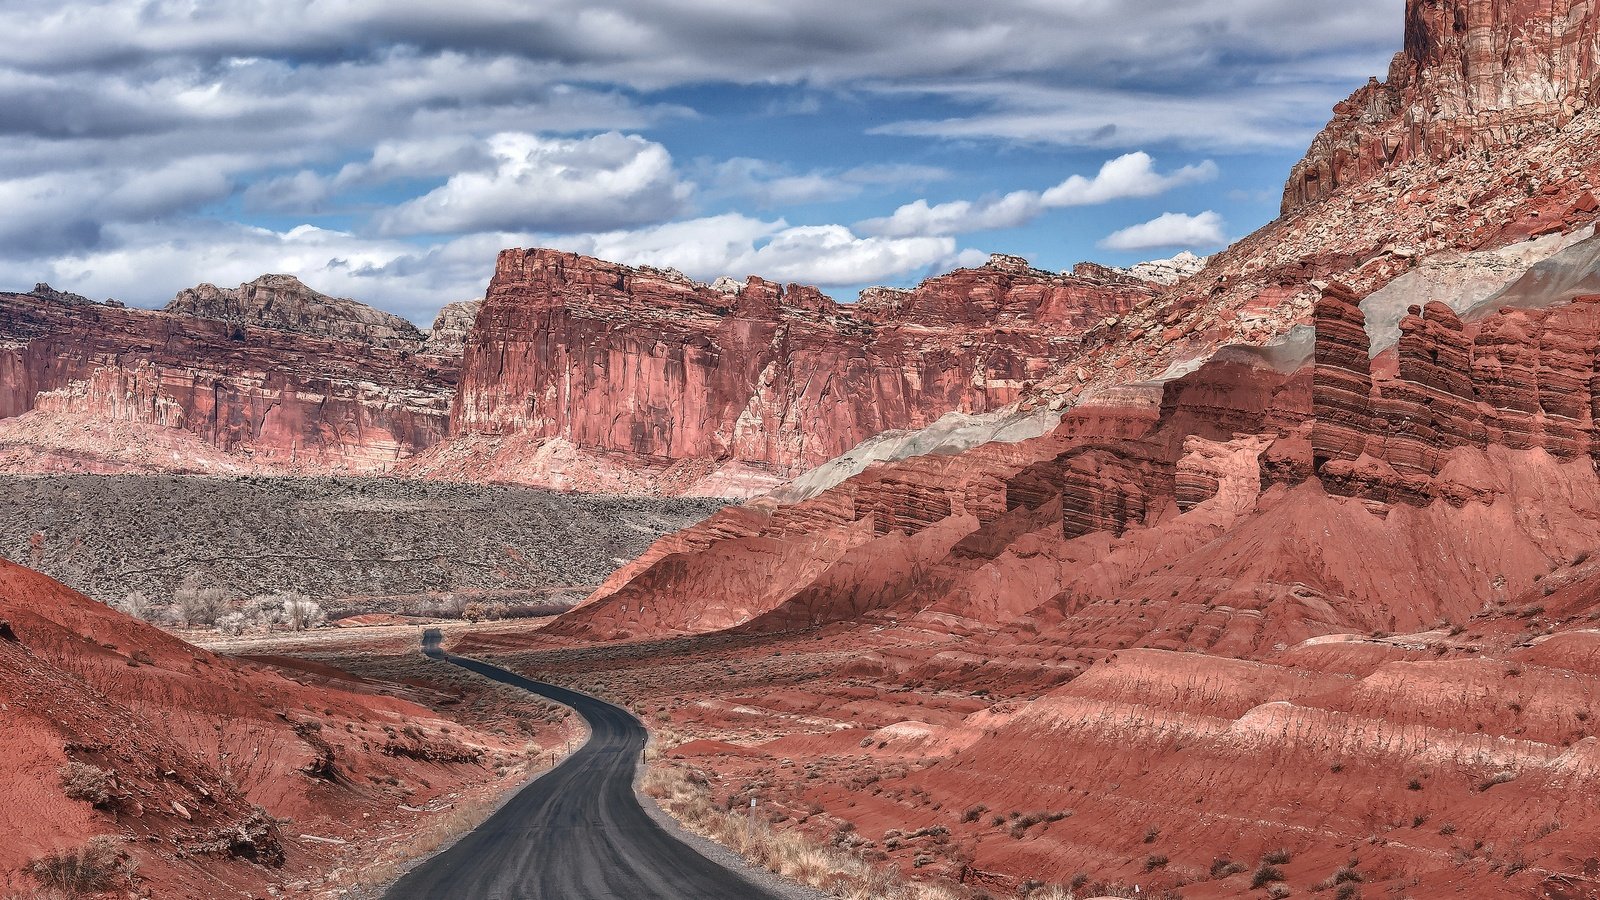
[385,629,783,900]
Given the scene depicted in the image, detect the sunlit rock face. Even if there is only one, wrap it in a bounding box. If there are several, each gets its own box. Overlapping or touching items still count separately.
[445,248,1154,493]
[1284,0,1600,212]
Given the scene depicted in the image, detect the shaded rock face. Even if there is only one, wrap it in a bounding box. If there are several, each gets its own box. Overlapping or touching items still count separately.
[449,249,1154,486]
[1284,0,1600,212]
[0,290,457,472]
[165,274,429,351]
[1310,282,1600,502]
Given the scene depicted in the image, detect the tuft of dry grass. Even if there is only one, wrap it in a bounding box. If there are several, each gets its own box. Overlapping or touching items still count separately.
[643,763,1076,900]
[25,837,130,896]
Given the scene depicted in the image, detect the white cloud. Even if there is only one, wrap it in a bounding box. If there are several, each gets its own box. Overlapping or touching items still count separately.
[552,213,958,286]
[0,1,1406,319]
[858,152,1215,238]
[1099,211,1227,251]
[1040,152,1217,206]
[377,132,692,235]
[703,158,949,207]
[857,191,1042,239]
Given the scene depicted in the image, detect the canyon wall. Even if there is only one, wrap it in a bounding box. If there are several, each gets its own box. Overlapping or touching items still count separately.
[442,250,1155,494]
[1284,0,1600,212]
[0,284,457,473]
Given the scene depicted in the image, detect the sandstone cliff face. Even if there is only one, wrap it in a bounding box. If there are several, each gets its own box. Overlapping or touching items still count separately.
[0,289,456,473]
[445,250,1153,494]
[165,274,428,352]
[1284,0,1600,212]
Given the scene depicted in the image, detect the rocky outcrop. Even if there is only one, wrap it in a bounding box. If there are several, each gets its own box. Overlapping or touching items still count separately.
[446,249,1155,493]
[424,300,482,356]
[1307,281,1600,503]
[0,289,456,473]
[1112,250,1207,285]
[1283,0,1600,212]
[166,274,426,351]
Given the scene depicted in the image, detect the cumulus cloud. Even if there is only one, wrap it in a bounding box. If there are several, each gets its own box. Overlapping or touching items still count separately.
[1099,211,1227,251]
[0,0,1402,318]
[703,159,950,208]
[1040,153,1217,206]
[551,213,959,287]
[377,132,692,235]
[858,152,1215,238]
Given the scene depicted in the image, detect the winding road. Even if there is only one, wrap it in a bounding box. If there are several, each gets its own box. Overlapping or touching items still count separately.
[385,629,784,900]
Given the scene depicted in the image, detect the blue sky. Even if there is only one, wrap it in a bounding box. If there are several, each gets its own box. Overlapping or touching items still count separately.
[0,0,1404,324]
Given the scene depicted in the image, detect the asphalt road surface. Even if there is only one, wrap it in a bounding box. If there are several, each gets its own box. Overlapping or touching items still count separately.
[385,629,783,900]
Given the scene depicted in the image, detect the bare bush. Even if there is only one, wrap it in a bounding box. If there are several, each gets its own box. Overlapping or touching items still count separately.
[114,591,150,621]
[283,593,325,631]
[58,763,114,808]
[27,837,127,895]
[173,574,227,626]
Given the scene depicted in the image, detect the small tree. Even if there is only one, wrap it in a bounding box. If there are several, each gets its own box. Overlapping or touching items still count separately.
[282,593,325,631]
[173,573,227,626]
[115,591,151,621]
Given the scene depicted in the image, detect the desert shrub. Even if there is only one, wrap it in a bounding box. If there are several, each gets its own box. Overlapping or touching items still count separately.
[282,593,325,630]
[173,574,227,626]
[1332,866,1362,884]
[1144,854,1169,871]
[1252,864,1286,889]
[1211,858,1246,878]
[1008,812,1045,838]
[216,612,248,635]
[1268,885,1292,899]
[1262,848,1293,865]
[59,763,114,808]
[27,837,125,894]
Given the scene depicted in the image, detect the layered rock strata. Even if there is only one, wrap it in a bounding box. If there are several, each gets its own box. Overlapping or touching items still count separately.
[1284,0,1600,212]
[446,250,1155,491]
[0,288,456,472]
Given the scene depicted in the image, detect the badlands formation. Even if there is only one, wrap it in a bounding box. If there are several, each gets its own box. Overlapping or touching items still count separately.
[7,0,1600,897]
[0,557,576,897]
[450,0,1600,897]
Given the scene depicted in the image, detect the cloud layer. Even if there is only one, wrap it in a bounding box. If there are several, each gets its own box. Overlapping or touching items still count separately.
[857,153,1218,238]
[0,1,1403,320]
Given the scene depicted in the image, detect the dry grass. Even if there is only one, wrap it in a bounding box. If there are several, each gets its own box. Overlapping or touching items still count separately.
[642,763,1073,900]
[25,837,130,897]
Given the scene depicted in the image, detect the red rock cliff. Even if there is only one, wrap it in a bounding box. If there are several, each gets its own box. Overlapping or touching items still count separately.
[446,250,1153,493]
[0,286,456,472]
[1284,0,1600,212]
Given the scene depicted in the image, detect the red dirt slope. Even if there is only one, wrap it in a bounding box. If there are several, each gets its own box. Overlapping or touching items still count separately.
[0,558,528,897]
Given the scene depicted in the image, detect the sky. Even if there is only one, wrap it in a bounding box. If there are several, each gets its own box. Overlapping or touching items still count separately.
[0,0,1405,324]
